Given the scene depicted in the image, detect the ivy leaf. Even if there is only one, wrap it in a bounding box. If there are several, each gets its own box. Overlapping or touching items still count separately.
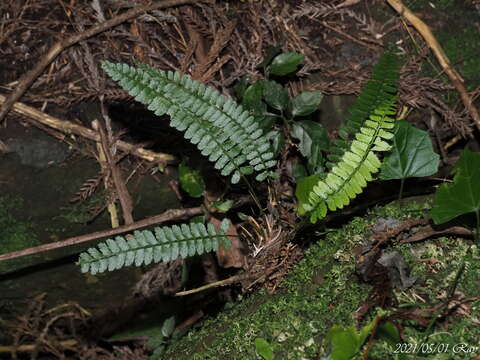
[291,90,324,117]
[268,51,304,76]
[431,147,480,224]
[179,162,205,198]
[262,80,290,111]
[379,120,440,180]
[255,338,274,360]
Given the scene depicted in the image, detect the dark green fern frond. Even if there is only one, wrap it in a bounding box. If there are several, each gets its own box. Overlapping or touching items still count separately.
[77,219,232,275]
[102,62,277,183]
[326,53,400,168]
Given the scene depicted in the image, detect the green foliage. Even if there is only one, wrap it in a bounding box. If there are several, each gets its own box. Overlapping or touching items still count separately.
[379,120,439,180]
[268,51,304,76]
[78,219,232,274]
[290,120,329,174]
[431,148,480,225]
[291,91,324,117]
[324,320,375,360]
[178,162,205,198]
[295,53,400,222]
[255,338,274,360]
[101,61,277,184]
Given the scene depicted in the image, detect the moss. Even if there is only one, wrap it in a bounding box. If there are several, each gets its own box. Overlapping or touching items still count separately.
[162,197,479,359]
[0,195,38,273]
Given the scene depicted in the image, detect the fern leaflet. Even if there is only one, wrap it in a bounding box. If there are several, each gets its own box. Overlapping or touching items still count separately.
[102,62,277,183]
[78,219,232,274]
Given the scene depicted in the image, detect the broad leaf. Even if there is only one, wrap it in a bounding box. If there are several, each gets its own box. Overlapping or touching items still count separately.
[291,90,324,117]
[268,51,304,76]
[379,120,439,180]
[431,147,480,224]
[295,173,322,215]
[263,80,289,111]
[242,81,264,115]
[179,162,205,198]
[255,338,274,360]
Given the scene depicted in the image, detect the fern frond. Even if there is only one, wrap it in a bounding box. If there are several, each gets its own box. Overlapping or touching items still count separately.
[77,219,232,274]
[326,53,400,168]
[307,100,396,222]
[101,62,277,183]
[297,53,400,223]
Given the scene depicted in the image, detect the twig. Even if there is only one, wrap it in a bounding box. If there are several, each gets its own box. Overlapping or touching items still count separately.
[0,196,253,263]
[174,273,256,296]
[0,207,203,263]
[0,94,176,165]
[386,0,480,133]
[0,0,212,123]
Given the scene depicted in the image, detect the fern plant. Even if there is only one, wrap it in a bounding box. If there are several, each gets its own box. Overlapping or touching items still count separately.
[78,219,231,274]
[296,53,400,223]
[101,61,277,184]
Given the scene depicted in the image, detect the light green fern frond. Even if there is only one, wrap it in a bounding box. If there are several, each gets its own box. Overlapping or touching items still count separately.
[296,53,400,223]
[77,219,231,274]
[306,100,396,222]
[101,62,277,183]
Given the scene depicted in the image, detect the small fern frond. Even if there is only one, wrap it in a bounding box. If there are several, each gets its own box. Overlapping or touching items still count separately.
[77,219,232,274]
[326,53,400,168]
[297,52,400,223]
[101,62,277,183]
[306,99,396,223]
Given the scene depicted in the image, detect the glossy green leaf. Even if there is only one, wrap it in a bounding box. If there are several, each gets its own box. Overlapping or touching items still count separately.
[255,338,274,360]
[291,90,324,117]
[257,45,282,69]
[242,81,264,115]
[263,80,289,111]
[179,162,205,198]
[379,120,439,180]
[431,147,480,224]
[268,51,304,76]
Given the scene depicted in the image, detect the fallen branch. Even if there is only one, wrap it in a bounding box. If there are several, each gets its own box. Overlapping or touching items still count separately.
[386,0,480,133]
[0,0,212,123]
[0,207,203,263]
[0,94,176,165]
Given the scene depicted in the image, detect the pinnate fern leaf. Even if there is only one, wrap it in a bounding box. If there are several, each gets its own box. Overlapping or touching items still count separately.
[298,53,400,223]
[101,61,277,183]
[77,219,232,274]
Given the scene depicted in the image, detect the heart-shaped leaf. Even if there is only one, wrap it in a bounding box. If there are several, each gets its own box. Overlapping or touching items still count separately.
[379,120,440,180]
[268,52,304,76]
[291,90,324,117]
[431,147,480,224]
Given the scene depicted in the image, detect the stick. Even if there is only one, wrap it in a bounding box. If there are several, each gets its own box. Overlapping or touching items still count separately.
[0,207,203,263]
[0,0,212,123]
[386,0,480,133]
[0,94,176,165]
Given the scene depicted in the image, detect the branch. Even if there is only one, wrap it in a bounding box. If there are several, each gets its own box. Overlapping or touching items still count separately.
[0,0,213,123]
[0,94,176,165]
[386,0,480,133]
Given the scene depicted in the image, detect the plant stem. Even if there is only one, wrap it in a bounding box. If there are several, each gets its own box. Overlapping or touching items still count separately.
[398,178,405,200]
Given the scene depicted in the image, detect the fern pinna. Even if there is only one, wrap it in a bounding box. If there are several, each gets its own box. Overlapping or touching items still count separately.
[101,62,277,184]
[78,219,231,274]
[296,53,400,223]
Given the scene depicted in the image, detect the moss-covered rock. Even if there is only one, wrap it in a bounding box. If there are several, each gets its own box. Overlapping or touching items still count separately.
[161,197,479,359]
